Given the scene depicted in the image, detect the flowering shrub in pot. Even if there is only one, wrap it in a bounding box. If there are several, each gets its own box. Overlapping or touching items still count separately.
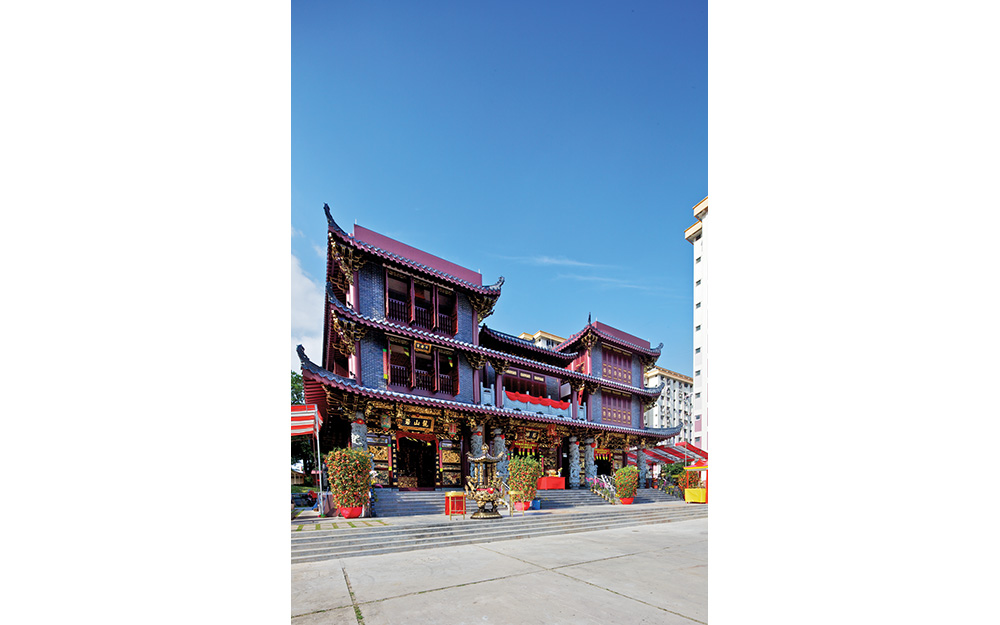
[614,466,638,503]
[508,455,543,509]
[325,447,372,517]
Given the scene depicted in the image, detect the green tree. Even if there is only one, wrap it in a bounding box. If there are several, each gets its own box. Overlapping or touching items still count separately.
[291,370,304,404]
[291,370,315,485]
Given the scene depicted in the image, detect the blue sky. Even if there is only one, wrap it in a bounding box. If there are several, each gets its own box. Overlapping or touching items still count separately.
[291,2,707,375]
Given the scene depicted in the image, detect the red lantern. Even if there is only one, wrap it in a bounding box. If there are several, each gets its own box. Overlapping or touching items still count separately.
[447,422,457,436]
[591,443,597,448]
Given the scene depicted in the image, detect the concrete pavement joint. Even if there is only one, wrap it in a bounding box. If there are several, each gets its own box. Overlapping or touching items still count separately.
[342,564,365,624]
[548,567,706,625]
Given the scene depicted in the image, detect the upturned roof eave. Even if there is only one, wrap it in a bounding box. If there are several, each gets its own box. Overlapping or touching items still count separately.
[326,294,663,397]
[324,204,504,296]
[297,346,668,439]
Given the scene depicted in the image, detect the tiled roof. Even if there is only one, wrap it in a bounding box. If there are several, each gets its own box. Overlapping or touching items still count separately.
[325,204,503,296]
[479,325,579,361]
[297,345,676,440]
[555,322,663,357]
[326,291,663,398]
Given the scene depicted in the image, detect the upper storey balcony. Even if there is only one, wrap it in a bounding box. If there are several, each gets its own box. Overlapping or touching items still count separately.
[386,271,458,336]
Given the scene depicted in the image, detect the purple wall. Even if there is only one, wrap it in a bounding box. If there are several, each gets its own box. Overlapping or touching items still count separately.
[594,321,650,350]
[353,225,483,286]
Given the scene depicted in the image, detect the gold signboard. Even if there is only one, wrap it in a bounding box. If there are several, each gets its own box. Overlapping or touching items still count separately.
[401,415,434,432]
[414,341,432,354]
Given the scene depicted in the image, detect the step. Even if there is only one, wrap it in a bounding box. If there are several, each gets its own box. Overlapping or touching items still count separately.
[292,509,707,552]
[292,505,707,562]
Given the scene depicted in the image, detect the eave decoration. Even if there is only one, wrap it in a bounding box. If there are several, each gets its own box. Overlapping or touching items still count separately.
[638,352,658,375]
[465,351,488,371]
[468,280,504,321]
[326,388,368,420]
[329,308,367,356]
[579,329,599,353]
[486,356,510,377]
[329,234,367,293]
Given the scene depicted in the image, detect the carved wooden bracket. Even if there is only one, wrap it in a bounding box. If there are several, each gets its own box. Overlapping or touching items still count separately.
[330,311,366,356]
[465,351,488,371]
[579,330,599,353]
[468,292,500,321]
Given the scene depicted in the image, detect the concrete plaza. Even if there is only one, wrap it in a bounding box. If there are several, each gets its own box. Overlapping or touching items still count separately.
[291,515,707,624]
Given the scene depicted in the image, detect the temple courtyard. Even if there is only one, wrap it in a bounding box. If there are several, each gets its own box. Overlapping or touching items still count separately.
[291,515,707,624]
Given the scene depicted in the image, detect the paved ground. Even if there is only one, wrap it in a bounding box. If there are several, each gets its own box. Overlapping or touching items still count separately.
[291,516,707,624]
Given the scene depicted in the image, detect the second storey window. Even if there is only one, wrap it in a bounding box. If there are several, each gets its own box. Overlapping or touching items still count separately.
[387,338,459,396]
[601,391,631,426]
[501,368,546,397]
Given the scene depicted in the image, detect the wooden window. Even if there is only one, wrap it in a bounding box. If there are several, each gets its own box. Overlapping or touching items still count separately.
[413,281,433,330]
[388,341,411,387]
[437,289,456,335]
[601,392,631,425]
[601,348,632,385]
[502,368,546,397]
[437,350,459,395]
[387,338,458,397]
[386,272,410,324]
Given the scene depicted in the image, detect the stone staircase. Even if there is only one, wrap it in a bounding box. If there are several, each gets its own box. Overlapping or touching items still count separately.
[371,488,451,517]
[534,488,611,509]
[370,487,681,517]
[633,488,685,504]
[291,502,708,563]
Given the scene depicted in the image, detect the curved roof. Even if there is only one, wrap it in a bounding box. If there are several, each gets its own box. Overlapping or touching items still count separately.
[479,325,579,363]
[297,345,675,440]
[556,322,663,357]
[325,204,504,296]
[325,290,664,398]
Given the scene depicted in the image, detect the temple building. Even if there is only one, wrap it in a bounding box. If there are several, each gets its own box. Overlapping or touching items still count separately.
[297,205,682,491]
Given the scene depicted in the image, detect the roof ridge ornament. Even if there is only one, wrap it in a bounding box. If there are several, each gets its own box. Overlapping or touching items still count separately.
[323,203,350,237]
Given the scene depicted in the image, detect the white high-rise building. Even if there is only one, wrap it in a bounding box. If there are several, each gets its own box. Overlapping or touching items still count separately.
[685,197,708,452]
[643,366,693,440]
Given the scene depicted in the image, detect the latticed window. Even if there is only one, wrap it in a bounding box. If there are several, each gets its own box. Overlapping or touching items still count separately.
[601,347,632,385]
[384,269,458,336]
[601,392,631,426]
[386,338,459,396]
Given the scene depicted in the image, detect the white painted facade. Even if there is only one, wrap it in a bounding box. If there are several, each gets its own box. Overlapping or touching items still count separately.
[517,330,566,350]
[642,366,693,441]
[685,197,708,452]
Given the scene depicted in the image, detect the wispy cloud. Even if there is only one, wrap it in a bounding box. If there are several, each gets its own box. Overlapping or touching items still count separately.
[291,252,324,371]
[498,254,610,268]
[557,273,679,294]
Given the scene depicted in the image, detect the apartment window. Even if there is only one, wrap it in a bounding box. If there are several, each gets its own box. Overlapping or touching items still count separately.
[696,257,701,264]
[695,414,701,420]
[695,325,701,331]
[696,279,701,286]
[695,302,701,309]
[695,347,701,353]
[695,370,701,376]
[695,393,700,398]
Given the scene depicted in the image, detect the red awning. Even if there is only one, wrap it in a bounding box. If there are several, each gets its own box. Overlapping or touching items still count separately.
[626,447,680,466]
[291,404,322,437]
[675,441,708,460]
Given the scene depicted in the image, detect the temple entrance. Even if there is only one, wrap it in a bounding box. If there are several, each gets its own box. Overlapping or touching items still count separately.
[596,458,612,476]
[396,433,437,490]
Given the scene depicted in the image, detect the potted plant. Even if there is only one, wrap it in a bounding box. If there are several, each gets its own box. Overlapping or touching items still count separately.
[508,455,543,511]
[325,447,372,518]
[678,468,706,503]
[614,466,638,504]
